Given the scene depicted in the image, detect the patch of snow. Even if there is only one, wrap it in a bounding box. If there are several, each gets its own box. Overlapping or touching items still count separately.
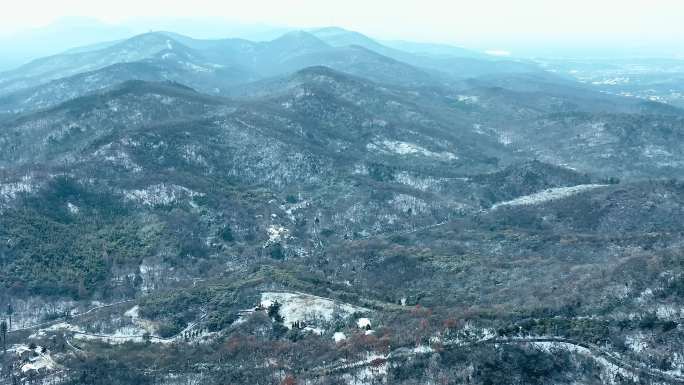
[413,345,434,354]
[124,305,139,319]
[0,176,35,207]
[367,139,457,161]
[456,95,479,104]
[264,225,289,246]
[43,322,84,334]
[625,332,650,353]
[303,326,324,335]
[64,304,178,345]
[123,184,204,206]
[139,261,165,293]
[13,345,56,373]
[259,292,369,331]
[333,332,347,342]
[473,123,486,134]
[491,184,608,210]
[73,329,152,345]
[67,202,79,214]
[389,193,429,214]
[394,171,442,192]
[357,318,372,329]
[280,199,310,222]
[446,323,499,345]
[636,288,654,304]
[21,357,52,373]
[643,145,673,159]
[592,77,630,86]
[479,328,496,341]
[485,50,511,57]
[656,304,681,319]
[180,61,212,73]
[498,131,513,145]
[352,163,369,175]
[342,353,388,385]
[180,144,209,167]
[532,341,639,384]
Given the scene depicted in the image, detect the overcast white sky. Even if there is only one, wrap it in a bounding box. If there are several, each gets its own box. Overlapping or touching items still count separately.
[1,0,683,53]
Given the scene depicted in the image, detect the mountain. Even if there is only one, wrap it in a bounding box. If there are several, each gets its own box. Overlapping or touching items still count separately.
[310,27,389,52]
[0,18,291,71]
[0,68,510,255]
[0,27,547,107]
[0,17,134,71]
[2,27,684,385]
[167,30,443,86]
[382,39,489,59]
[314,26,490,61]
[309,26,544,79]
[2,65,679,297]
[0,30,445,111]
[0,55,255,113]
[0,33,198,95]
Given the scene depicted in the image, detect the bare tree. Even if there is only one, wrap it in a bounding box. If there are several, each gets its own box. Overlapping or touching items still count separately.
[6,303,12,330]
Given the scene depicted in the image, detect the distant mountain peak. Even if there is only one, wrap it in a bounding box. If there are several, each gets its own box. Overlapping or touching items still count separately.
[309,27,384,50]
[309,26,353,35]
[111,32,183,52]
[270,30,329,48]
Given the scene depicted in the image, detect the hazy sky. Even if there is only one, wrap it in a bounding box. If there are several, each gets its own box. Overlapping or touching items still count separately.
[1,0,683,54]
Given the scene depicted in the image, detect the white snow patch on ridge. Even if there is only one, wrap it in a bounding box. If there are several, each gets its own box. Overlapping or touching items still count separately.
[368,139,457,161]
[592,77,630,85]
[491,184,608,210]
[123,183,204,206]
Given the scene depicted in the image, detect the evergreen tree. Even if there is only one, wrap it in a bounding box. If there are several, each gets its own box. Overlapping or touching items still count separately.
[268,301,284,323]
[1,320,7,355]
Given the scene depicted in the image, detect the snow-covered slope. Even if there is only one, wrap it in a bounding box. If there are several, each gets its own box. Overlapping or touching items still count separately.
[491,184,608,210]
[260,291,369,330]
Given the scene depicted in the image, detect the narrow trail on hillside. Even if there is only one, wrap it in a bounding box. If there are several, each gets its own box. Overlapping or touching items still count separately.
[69,312,209,345]
[8,300,135,334]
[308,336,684,384]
